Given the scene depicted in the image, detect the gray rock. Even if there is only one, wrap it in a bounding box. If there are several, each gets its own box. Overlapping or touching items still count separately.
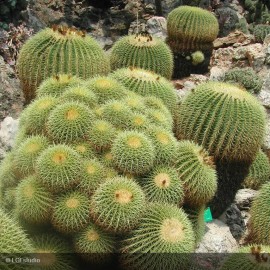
[143,0,182,16]
[146,16,167,40]
[234,188,259,211]
[0,116,19,150]
[209,66,227,81]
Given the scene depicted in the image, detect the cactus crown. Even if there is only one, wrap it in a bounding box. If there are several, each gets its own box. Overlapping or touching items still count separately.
[51,24,87,38]
[167,5,219,51]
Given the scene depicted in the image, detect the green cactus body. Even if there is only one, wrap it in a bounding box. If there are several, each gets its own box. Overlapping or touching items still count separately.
[243,150,270,190]
[174,140,217,207]
[111,130,155,175]
[84,76,129,104]
[122,94,146,113]
[110,67,177,114]
[13,135,50,178]
[120,203,195,270]
[140,166,184,205]
[17,26,110,103]
[167,6,219,51]
[15,175,54,224]
[87,120,118,152]
[175,82,266,163]
[36,74,83,98]
[221,245,270,270]
[52,190,91,234]
[35,144,83,192]
[0,208,33,253]
[191,51,205,65]
[2,187,17,212]
[249,182,270,244]
[126,112,151,131]
[223,67,263,94]
[73,221,116,263]
[20,96,59,135]
[79,159,108,195]
[254,24,270,42]
[46,101,94,143]
[32,233,76,270]
[60,84,98,108]
[146,108,174,131]
[90,177,146,233]
[110,33,173,79]
[69,141,96,159]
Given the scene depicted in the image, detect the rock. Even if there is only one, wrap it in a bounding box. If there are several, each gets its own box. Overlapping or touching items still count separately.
[246,43,266,72]
[0,117,19,150]
[143,0,182,16]
[234,189,259,211]
[213,31,254,49]
[209,66,227,81]
[0,56,24,122]
[263,110,270,151]
[256,90,270,109]
[146,16,167,40]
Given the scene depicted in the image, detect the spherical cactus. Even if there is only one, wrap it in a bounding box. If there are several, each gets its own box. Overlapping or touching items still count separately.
[174,140,217,207]
[86,120,118,152]
[110,33,173,79]
[191,50,205,65]
[52,190,91,234]
[36,74,83,98]
[90,177,146,233]
[110,67,177,114]
[221,245,270,270]
[73,221,116,264]
[46,101,94,143]
[243,150,270,190]
[19,95,59,135]
[60,84,98,108]
[167,6,219,51]
[35,144,83,192]
[84,76,129,104]
[32,233,76,270]
[79,159,108,195]
[111,130,155,175]
[69,141,96,159]
[248,182,270,244]
[0,208,33,253]
[146,108,173,131]
[120,203,195,270]
[17,26,110,103]
[140,165,184,205]
[13,135,50,178]
[122,94,146,113]
[125,112,151,131]
[223,67,263,94]
[15,175,54,224]
[253,24,270,43]
[175,82,267,163]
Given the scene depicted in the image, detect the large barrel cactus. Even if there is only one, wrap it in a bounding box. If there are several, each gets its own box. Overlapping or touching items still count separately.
[167,6,219,78]
[17,25,110,103]
[110,33,173,79]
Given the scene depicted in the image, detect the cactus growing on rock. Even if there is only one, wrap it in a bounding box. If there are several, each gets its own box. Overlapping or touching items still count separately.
[110,33,173,79]
[254,24,270,42]
[17,25,110,103]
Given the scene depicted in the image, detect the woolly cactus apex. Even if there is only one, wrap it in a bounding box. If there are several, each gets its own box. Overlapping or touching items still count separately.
[13,135,50,178]
[111,130,155,175]
[69,141,96,159]
[32,233,76,270]
[248,182,270,245]
[46,101,94,143]
[175,140,217,207]
[243,150,270,190]
[52,190,91,233]
[84,76,129,104]
[167,5,219,51]
[254,24,270,43]
[73,221,116,264]
[120,203,195,270]
[175,82,267,163]
[19,95,59,135]
[0,208,33,253]
[221,245,270,270]
[90,177,146,233]
[17,26,110,103]
[35,144,83,192]
[110,33,173,79]
[110,67,177,114]
[36,74,83,98]
[15,175,54,224]
[140,165,184,205]
[223,67,263,94]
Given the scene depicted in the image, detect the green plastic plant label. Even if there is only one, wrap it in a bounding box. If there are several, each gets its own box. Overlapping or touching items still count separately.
[204,207,213,222]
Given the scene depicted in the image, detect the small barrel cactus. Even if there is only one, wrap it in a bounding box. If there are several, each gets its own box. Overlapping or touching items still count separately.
[253,24,270,43]
[110,33,173,79]
[223,67,263,94]
[17,25,110,103]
